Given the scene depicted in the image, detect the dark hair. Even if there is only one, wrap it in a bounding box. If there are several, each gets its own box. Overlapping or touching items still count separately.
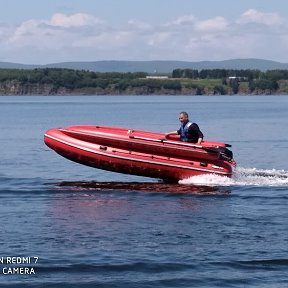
[179,111,189,118]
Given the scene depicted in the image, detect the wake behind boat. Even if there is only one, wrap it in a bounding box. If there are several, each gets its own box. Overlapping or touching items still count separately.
[44,125,236,181]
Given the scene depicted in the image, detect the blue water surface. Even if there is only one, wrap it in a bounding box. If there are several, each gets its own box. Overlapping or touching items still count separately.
[0,95,288,287]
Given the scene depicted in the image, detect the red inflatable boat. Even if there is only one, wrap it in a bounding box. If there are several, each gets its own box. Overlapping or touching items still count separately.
[44,125,236,181]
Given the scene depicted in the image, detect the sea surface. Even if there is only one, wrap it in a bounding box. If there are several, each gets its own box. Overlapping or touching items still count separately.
[0,95,288,287]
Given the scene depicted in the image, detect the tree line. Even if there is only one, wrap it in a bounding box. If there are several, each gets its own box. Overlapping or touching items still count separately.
[172,68,288,81]
[1,67,288,95]
[0,68,181,93]
[0,68,146,89]
[172,68,287,93]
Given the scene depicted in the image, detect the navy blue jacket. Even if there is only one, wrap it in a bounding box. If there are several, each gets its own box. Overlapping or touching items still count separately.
[177,121,204,142]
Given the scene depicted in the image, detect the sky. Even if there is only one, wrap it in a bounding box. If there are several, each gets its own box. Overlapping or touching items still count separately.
[1,0,288,64]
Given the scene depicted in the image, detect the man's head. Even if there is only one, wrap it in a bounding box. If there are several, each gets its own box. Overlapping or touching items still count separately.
[179,112,189,124]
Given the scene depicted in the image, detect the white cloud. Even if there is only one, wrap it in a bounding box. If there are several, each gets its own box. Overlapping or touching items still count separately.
[195,16,228,31]
[237,9,283,26]
[6,13,105,50]
[169,15,197,26]
[49,13,103,28]
[147,32,172,47]
[1,9,288,64]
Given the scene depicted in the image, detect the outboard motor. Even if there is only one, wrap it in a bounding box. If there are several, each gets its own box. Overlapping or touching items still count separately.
[204,145,234,162]
[218,146,233,161]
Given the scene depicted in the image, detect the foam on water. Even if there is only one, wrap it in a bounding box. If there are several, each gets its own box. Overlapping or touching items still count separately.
[179,167,288,187]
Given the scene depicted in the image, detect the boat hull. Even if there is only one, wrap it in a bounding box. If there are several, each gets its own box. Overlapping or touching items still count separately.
[44,126,235,181]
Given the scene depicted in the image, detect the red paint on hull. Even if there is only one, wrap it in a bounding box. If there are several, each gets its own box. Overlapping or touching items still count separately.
[44,125,236,181]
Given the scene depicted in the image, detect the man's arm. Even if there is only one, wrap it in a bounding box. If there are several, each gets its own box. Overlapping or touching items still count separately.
[188,124,203,144]
[165,130,178,138]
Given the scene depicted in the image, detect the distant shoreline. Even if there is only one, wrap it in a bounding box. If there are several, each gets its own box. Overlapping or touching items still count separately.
[1,67,288,96]
[1,92,288,96]
[1,81,287,96]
